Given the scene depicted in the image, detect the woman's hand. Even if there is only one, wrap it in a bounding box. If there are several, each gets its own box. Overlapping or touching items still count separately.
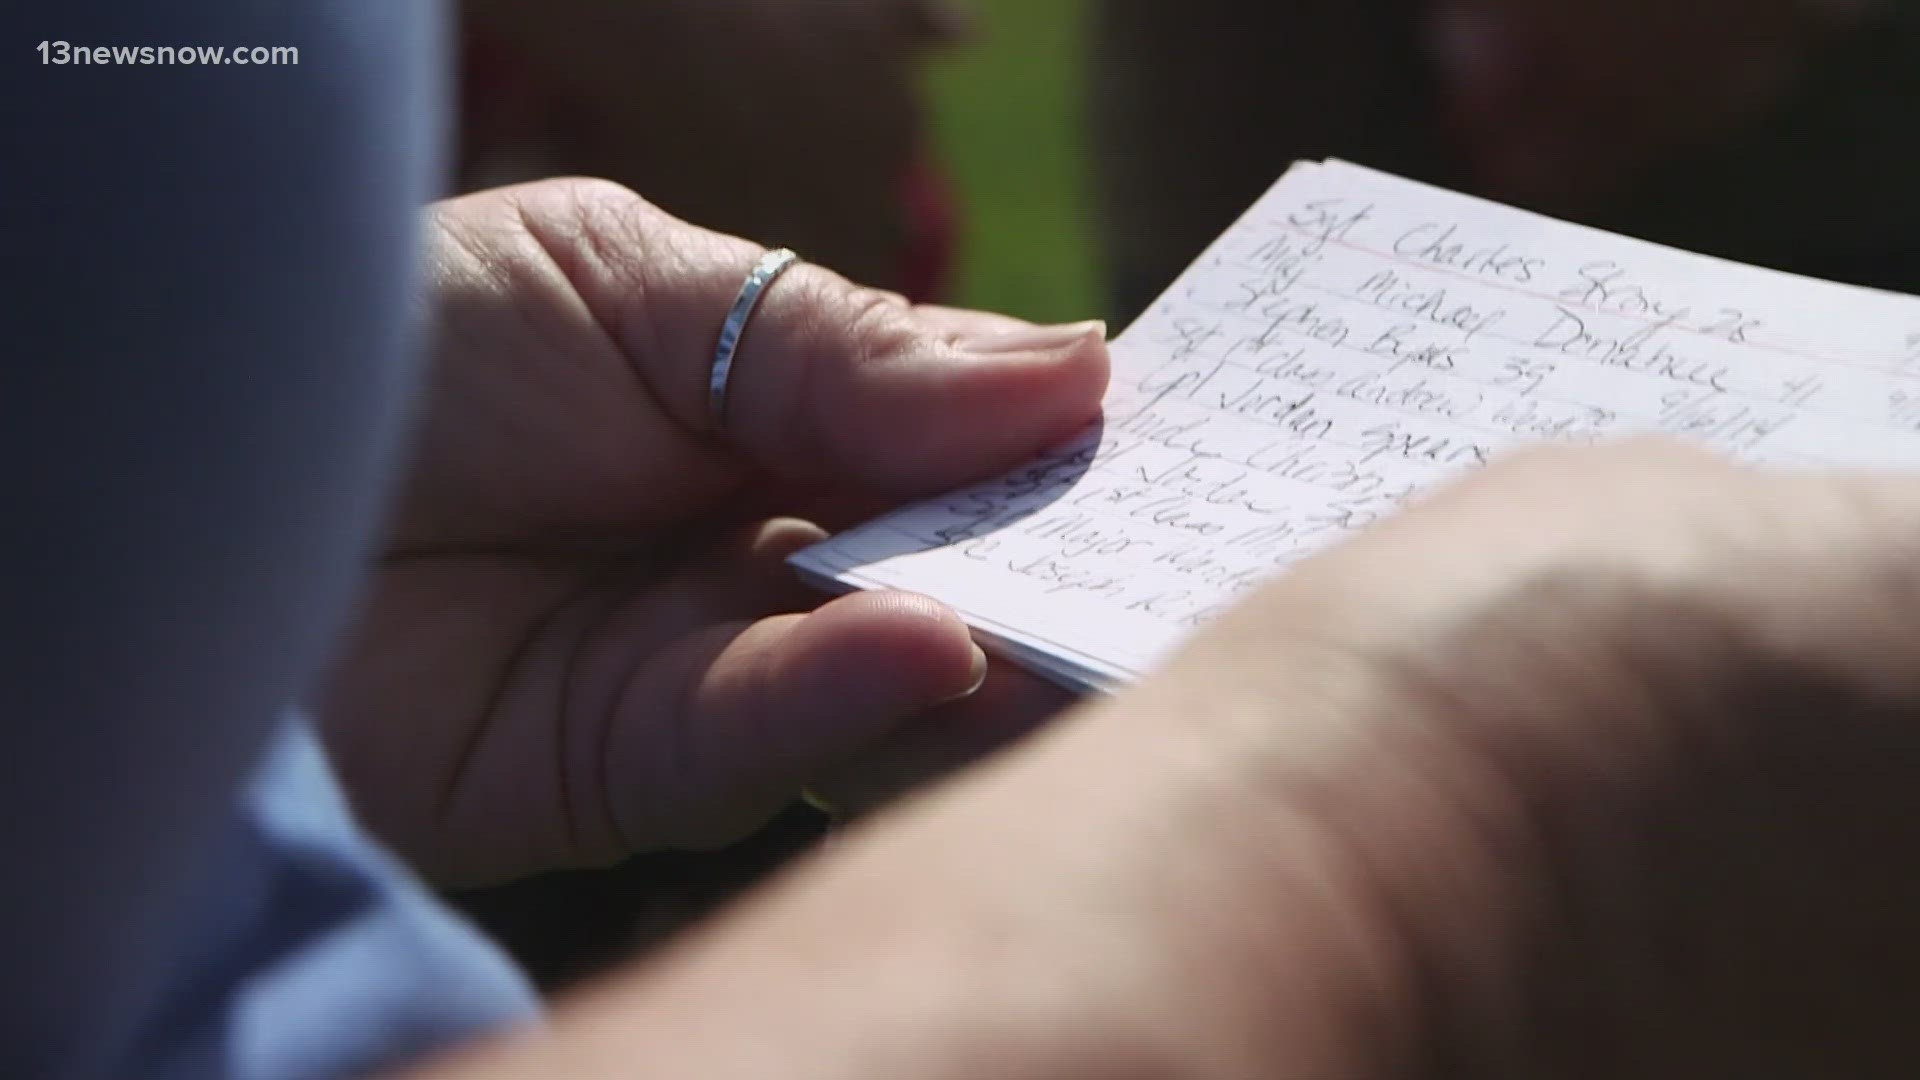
[408,439,1920,1079]
[1031,438,1920,1074]
[319,178,1107,888]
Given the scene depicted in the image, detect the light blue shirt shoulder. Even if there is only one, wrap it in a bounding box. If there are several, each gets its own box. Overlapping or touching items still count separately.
[5,3,540,1075]
[130,723,539,1080]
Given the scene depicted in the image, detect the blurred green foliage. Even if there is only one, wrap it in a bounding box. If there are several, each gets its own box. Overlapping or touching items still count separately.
[926,0,1101,323]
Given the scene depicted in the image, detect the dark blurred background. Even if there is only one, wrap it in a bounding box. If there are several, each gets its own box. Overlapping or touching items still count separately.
[446,0,1920,992]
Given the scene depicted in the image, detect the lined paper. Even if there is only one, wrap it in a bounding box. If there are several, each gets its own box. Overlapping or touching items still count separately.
[792,161,1920,692]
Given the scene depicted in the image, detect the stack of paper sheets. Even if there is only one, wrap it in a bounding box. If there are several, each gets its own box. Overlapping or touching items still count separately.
[792,161,1920,693]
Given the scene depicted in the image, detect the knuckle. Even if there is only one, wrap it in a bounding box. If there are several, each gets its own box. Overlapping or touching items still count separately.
[840,283,921,353]
[794,279,924,399]
[543,175,656,216]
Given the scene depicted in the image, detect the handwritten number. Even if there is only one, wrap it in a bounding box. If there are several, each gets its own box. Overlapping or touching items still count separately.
[1701,308,1761,344]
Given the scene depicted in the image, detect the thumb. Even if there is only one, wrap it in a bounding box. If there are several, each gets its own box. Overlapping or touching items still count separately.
[509,177,1111,500]
[606,590,988,850]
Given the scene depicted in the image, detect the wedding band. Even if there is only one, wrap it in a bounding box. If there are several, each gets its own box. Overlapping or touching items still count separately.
[708,247,802,431]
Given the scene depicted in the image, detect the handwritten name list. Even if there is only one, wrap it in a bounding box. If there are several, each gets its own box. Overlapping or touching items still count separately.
[793,161,1920,691]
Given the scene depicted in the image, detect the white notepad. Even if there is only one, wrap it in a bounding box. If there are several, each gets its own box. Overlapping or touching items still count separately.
[791,161,1920,693]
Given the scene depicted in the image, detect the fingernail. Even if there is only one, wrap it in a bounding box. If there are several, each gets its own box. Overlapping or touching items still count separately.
[935,644,990,706]
[960,320,1106,356]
